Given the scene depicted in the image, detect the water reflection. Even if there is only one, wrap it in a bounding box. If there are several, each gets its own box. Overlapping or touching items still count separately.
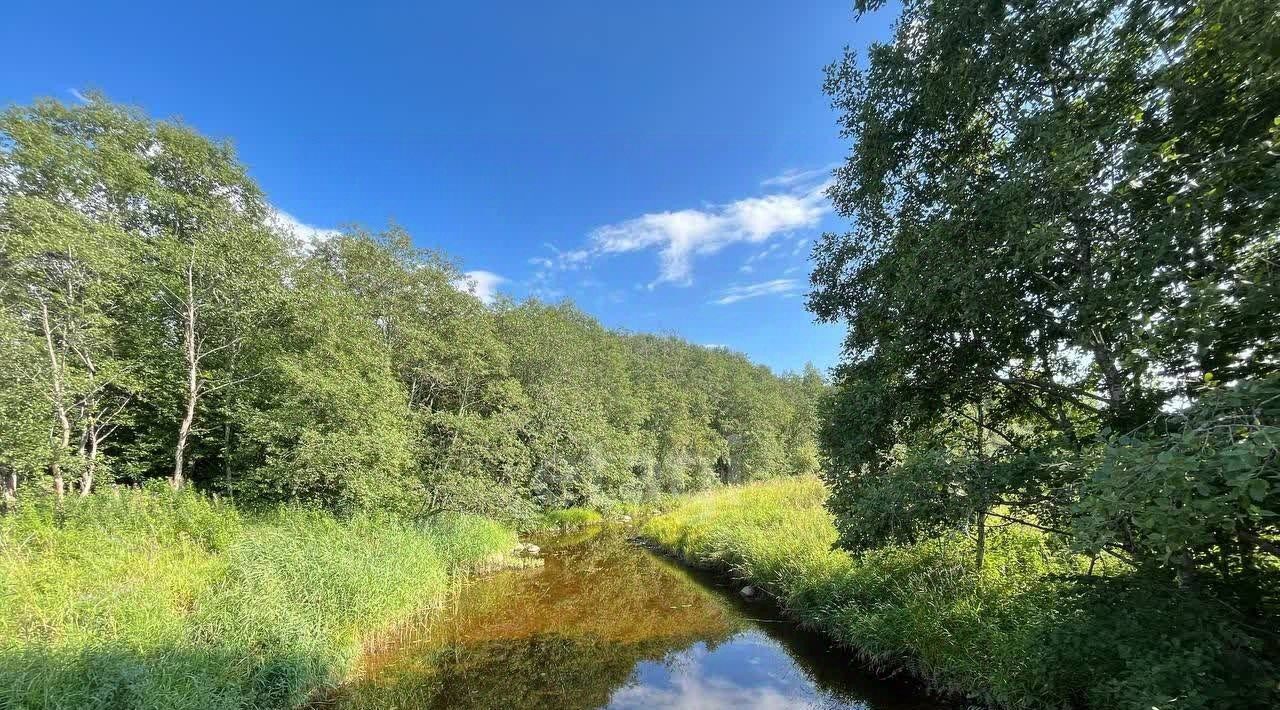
[324,528,942,710]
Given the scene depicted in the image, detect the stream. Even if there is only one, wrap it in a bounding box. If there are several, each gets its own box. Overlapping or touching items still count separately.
[321,526,946,709]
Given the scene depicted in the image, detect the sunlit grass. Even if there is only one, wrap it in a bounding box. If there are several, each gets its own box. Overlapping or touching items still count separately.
[644,477,1274,709]
[0,489,515,709]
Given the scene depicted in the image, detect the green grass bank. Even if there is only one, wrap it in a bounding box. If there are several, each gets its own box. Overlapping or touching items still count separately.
[0,488,515,710]
[642,477,1276,709]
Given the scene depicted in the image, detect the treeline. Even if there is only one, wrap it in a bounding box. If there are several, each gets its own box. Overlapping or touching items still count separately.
[0,98,824,521]
[810,0,1277,704]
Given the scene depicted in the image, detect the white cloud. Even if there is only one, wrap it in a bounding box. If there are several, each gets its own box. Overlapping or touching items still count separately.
[606,634,823,710]
[268,207,341,247]
[760,163,837,189]
[713,278,801,305]
[571,178,830,286]
[746,242,782,265]
[454,269,507,305]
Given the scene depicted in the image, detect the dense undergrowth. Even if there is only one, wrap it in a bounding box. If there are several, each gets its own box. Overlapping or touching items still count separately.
[643,477,1278,709]
[0,487,515,710]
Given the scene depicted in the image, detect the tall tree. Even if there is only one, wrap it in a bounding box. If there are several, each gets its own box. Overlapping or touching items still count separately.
[0,191,135,500]
[0,310,45,506]
[811,0,1278,574]
[1,97,290,492]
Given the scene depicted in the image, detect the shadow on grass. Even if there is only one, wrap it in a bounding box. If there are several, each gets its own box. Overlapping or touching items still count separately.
[1010,574,1280,709]
[0,644,336,710]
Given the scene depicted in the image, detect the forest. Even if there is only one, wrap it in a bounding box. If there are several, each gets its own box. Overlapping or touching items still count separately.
[0,96,824,521]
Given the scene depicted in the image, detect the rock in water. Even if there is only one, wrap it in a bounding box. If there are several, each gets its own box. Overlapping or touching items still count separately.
[739,586,757,599]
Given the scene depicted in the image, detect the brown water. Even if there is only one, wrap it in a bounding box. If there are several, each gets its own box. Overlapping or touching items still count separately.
[322,526,946,710]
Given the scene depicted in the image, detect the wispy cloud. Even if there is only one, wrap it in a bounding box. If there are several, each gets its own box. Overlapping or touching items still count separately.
[453,269,507,305]
[713,278,802,305]
[68,88,91,104]
[268,207,341,246]
[563,174,831,287]
[760,163,838,189]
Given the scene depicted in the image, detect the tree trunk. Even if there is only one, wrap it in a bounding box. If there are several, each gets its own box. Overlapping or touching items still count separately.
[223,420,233,496]
[39,302,71,504]
[51,461,65,500]
[1176,550,1199,591]
[173,379,196,489]
[2,466,16,512]
[172,257,198,490]
[80,435,98,497]
[975,510,987,571]
[974,404,987,572]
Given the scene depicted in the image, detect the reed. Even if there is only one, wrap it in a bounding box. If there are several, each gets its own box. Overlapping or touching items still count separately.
[0,487,514,709]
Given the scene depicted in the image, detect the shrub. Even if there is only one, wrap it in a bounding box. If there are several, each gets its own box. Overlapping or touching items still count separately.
[643,477,1278,709]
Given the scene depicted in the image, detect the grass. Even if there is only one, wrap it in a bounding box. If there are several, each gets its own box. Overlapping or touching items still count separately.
[0,487,515,710]
[643,477,1277,710]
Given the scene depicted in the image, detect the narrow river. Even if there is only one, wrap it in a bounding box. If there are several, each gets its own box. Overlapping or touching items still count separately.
[323,526,945,709]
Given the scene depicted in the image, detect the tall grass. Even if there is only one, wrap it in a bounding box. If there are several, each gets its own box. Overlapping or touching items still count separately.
[643,477,1276,709]
[0,488,515,709]
[537,507,605,531]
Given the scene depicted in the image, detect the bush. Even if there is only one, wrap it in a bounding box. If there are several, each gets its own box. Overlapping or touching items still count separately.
[643,477,1278,709]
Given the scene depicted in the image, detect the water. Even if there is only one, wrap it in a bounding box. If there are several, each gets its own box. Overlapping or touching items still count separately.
[322,527,946,710]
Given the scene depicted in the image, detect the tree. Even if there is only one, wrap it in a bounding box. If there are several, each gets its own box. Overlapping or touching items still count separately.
[0,310,45,506]
[312,230,530,513]
[1074,376,1280,589]
[498,301,643,507]
[0,95,825,519]
[233,262,419,514]
[0,176,136,500]
[812,0,1279,575]
[0,97,287,493]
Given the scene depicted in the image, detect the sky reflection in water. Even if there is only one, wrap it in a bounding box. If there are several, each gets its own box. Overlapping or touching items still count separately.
[609,632,872,709]
[327,528,941,710]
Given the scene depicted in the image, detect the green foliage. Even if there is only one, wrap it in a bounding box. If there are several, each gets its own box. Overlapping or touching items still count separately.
[1074,377,1280,576]
[0,489,514,709]
[811,0,1279,606]
[645,479,1278,709]
[233,262,419,515]
[0,95,829,708]
[0,96,823,518]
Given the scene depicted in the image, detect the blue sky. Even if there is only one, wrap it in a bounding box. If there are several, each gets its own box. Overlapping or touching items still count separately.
[2,1,898,374]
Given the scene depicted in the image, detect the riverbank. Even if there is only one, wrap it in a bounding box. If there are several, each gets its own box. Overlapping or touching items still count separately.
[0,488,516,709]
[642,477,1276,709]
[324,525,940,709]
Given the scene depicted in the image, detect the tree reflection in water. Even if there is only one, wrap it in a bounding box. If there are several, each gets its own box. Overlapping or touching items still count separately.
[323,528,943,710]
